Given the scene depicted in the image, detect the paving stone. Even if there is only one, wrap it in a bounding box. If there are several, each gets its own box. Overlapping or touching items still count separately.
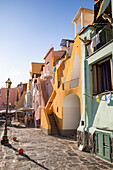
[0,127,112,169]
[86,166,102,170]
[72,166,87,170]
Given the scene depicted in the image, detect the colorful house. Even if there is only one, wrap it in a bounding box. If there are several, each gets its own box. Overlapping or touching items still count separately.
[0,87,17,111]
[41,7,94,136]
[14,83,27,110]
[78,0,113,163]
[30,62,45,126]
[34,47,65,127]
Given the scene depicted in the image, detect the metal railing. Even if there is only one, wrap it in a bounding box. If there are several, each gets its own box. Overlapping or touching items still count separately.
[95,24,113,51]
[91,24,113,56]
[63,78,79,90]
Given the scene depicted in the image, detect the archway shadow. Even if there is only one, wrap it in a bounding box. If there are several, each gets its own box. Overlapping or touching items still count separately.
[5,144,49,170]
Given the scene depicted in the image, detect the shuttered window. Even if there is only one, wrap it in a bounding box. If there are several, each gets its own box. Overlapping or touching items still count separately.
[96,131,111,162]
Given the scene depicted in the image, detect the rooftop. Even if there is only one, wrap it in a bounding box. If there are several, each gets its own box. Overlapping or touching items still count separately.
[72,7,94,26]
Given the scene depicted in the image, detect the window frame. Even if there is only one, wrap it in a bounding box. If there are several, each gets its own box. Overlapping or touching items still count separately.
[92,56,112,95]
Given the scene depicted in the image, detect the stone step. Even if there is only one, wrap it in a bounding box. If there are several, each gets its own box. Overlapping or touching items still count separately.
[48,113,59,135]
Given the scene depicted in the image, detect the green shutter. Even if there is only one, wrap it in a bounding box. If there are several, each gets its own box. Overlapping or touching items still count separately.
[96,131,111,162]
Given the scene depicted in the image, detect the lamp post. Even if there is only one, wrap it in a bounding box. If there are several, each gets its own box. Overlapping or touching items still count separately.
[1,78,12,145]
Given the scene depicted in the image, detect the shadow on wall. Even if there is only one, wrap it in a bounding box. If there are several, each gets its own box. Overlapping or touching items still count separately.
[53,113,62,130]
[71,53,80,88]
[86,99,100,132]
[58,60,66,85]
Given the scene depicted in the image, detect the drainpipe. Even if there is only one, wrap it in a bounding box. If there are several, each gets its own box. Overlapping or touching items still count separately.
[83,59,87,148]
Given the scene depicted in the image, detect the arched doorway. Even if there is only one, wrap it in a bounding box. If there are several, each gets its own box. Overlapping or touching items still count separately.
[62,94,81,135]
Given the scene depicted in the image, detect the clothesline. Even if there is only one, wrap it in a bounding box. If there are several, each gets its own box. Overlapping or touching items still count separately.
[84,90,113,98]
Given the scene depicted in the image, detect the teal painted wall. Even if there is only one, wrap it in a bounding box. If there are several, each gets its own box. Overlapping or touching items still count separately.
[78,20,113,137]
[86,42,113,135]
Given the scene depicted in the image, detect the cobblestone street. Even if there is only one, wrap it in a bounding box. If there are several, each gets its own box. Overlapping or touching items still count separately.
[0,127,113,170]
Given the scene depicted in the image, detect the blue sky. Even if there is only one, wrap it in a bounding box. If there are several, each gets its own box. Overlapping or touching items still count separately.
[0,0,94,88]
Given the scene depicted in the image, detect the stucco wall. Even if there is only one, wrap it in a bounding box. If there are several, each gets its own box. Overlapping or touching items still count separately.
[80,26,113,134]
[0,88,17,109]
[52,34,83,131]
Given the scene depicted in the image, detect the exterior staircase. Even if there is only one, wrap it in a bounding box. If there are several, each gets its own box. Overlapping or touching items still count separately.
[41,90,59,135]
[48,113,59,135]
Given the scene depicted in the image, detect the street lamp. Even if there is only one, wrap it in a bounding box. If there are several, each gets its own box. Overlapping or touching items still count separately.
[1,78,12,145]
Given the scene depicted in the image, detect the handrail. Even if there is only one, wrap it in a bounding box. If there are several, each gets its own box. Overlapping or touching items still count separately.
[45,90,56,111]
[63,78,80,90]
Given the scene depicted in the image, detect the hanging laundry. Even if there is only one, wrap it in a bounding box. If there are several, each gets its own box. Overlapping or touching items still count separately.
[55,69,58,83]
[52,67,56,83]
[105,93,111,105]
[87,44,94,56]
[91,32,100,48]
[57,60,62,70]
[53,66,56,72]
[96,95,100,103]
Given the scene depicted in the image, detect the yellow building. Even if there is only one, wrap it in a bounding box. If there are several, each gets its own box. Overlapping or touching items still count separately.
[41,7,94,136]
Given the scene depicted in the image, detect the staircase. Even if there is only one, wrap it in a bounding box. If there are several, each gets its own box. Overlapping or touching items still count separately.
[48,113,59,135]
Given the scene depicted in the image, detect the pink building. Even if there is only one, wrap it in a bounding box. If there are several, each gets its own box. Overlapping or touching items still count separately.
[34,47,65,127]
[0,88,17,111]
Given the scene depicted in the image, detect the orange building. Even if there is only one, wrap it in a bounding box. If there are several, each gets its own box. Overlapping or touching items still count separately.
[41,7,94,136]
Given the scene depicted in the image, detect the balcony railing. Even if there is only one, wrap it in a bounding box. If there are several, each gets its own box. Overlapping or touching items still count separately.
[63,78,79,90]
[87,24,113,57]
[95,24,113,50]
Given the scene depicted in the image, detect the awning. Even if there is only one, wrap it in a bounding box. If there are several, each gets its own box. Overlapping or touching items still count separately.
[0,110,16,114]
[17,107,34,112]
[100,0,111,15]
[96,0,111,19]
[0,110,6,114]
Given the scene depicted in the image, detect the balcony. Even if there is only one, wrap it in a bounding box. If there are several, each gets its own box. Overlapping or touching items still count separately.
[86,24,113,57]
[62,78,79,90]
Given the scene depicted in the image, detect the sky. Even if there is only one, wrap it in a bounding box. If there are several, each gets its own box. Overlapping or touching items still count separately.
[0,0,94,88]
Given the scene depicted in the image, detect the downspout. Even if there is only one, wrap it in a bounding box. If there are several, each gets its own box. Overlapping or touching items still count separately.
[83,59,87,148]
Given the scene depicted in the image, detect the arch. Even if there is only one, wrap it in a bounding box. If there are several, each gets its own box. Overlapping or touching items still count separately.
[71,53,80,88]
[63,94,81,130]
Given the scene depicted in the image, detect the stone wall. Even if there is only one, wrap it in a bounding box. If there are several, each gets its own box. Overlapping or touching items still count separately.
[77,130,96,153]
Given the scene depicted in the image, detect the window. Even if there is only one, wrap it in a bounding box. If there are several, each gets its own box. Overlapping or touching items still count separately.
[96,131,111,162]
[47,62,49,75]
[92,57,112,95]
[58,81,60,88]
[36,84,39,94]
